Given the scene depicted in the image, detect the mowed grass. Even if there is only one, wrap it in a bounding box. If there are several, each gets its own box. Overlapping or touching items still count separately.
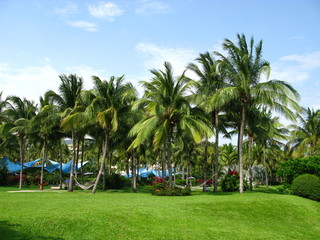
[0,186,319,240]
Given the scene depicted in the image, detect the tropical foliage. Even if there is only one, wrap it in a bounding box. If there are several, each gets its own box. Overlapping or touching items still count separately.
[1,33,314,195]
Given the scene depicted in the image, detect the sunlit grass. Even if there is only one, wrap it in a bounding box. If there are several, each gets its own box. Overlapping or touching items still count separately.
[0,186,319,240]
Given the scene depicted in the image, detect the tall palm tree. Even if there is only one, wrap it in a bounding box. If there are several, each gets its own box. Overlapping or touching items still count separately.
[0,96,37,189]
[45,73,84,192]
[129,62,212,187]
[187,52,226,192]
[65,75,136,194]
[213,33,300,193]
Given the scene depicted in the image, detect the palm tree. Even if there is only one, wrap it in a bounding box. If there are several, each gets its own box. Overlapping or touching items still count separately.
[187,52,226,192]
[213,33,300,193]
[65,75,136,194]
[129,62,212,187]
[45,74,84,192]
[1,96,37,189]
[30,103,63,190]
[288,108,320,157]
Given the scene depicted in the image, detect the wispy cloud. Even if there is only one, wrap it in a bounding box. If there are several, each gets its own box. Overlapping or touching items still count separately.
[270,51,320,83]
[135,42,198,79]
[136,0,171,15]
[68,21,98,32]
[0,63,107,103]
[54,2,78,17]
[0,63,60,103]
[88,2,123,21]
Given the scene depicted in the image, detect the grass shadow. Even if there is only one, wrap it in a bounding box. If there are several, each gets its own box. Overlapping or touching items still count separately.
[0,221,64,240]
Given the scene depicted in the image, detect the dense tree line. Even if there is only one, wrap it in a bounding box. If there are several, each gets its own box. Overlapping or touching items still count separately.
[1,34,317,194]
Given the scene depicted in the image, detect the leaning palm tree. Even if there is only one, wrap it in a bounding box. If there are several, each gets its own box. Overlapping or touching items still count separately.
[129,62,213,187]
[45,74,84,192]
[212,34,300,193]
[66,75,137,194]
[0,96,37,189]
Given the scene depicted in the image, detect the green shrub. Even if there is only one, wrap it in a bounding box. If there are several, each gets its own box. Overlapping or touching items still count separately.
[276,184,292,195]
[277,157,320,183]
[291,174,320,201]
[97,174,131,189]
[175,179,186,185]
[0,165,10,185]
[149,182,191,196]
[221,170,249,192]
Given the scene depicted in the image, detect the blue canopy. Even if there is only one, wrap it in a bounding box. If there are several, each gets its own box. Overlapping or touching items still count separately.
[47,160,88,173]
[0,157,40,173]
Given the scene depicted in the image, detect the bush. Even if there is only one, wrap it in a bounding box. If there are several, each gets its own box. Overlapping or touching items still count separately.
[291,174,320,201]
[221,171,249,192]
[277,157,320,183]
[276,184,292,195]
[175,179,186,185]
[96,174,131,189]
[0,165,10,185]
[149,182,191,196]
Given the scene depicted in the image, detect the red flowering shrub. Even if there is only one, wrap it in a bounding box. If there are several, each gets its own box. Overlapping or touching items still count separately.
[149,182,191,196]
[221,171,249,192]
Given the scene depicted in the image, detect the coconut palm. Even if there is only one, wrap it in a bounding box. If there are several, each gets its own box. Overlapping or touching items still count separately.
[129,62,213,187]
[0,96,37,189]
[45,73,84,192]
[187,51,227,191]
[288,108,320,157]
[213,33,300,193]
[66,75,136,194]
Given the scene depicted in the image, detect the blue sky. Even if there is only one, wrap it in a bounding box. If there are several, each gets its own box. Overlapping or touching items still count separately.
[1,0,320,114]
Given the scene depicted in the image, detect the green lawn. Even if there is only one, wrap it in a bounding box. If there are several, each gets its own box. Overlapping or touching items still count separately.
[0,186,319,240]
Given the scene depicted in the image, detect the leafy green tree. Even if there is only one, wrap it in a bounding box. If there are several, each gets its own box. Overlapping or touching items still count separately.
[213,33,300,193]
[188,51,227,191]
[45,74,84,192]
[68,75,136,194]
[0,96,37,189]
[130,62,212,187]
[288,108,320,157]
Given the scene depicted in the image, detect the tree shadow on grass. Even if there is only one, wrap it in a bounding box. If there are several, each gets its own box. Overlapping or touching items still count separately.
[0,221,65,240]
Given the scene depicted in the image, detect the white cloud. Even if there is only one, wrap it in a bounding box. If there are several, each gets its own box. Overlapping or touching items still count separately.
[68,21,98,32]
[54,2,78,17]
[270,51,320,83]
[0,63,60,103]
[135,42,198,77]
[88,2,123,21]
[0,63,108,104]
[136,0,171,15]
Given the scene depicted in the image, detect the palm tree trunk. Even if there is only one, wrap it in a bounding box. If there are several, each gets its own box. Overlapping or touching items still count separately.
[263,145,269,189]
[126,157,130,178]
[131,150,137,192]
[167,139,173,187]
[75,137,80,181]
[239,105,246,193]
[19,136,25,190]
[108,151,112,175]
[203,137,208,192]
[81,139,85,184]
[59,141,63,189]
[102,160,106,190]
[40,138,47,190]
[186,162,189,186]
[214,111,219,192]
[68,130,77,192]
[161,145,167,187]
[92,132,108,194]
[248,136,253,190]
